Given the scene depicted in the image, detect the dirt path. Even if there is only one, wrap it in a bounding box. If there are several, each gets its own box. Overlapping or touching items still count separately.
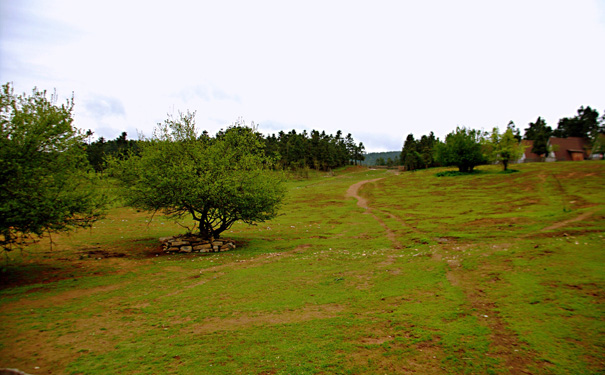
[345,178,384,209]
[444,260,545,374]
[345,178,402,248]
[541,210,595,231]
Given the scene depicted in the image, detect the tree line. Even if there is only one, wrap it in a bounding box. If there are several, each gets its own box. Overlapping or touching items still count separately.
[85,128,365,173]
[397,106,604,172]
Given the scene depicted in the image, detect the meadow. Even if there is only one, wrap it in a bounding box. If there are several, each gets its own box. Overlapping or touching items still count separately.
[0,162,603,374]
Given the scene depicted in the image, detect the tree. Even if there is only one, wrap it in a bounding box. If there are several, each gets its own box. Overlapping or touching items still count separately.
[353,142,366,165]
[400,134,422,171]
[418,132,438,168]
[85,132,140,172]
[435,127,486,173]
[524,117,552,159]
[0,83,105,252]
[485,124,526,171]
[109,111,286,240]
[554,106,600,138]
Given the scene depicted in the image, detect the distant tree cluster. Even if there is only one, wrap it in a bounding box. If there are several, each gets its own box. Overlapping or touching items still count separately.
[264,130,364,171]
[523,106,604,158]
[86,128,365,173]
[400,132,438,171]
[397,105,603,173]
[85,131,140,172]
[553,106,602,138]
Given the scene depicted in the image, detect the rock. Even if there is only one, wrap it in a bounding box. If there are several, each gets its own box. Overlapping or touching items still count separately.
[180,246,193,253]
[212,241,224,246]
[171,241,189,247]
[194,244,212,251]
[167,247,179,252]
[159,236,174,243]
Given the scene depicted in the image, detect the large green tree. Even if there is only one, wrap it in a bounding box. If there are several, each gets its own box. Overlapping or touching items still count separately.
[400,134,421,171]
[554,106,601,138]
[435,127,486,173]
[109,111,286,240]
[485,123,526,171]
[0,83,105,252]
[524,117,552,158]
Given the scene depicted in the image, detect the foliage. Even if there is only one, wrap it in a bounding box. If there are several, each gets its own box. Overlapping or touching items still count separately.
[85,131,140,172]
[264,130,364,171]
[524,116,553,158]
[484,123,526,170]
[362,151,400,166]
[0,83,105,252]
[400,134,422,170]
[109,111,286,240]
[554,106,602,138]
[400,132,438,171]
[435,127,486,172]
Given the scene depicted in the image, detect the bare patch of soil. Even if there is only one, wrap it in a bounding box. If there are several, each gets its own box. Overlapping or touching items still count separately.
[0,284,120,313]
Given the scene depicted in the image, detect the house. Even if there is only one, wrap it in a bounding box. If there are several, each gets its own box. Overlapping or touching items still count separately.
[546,137,591,162]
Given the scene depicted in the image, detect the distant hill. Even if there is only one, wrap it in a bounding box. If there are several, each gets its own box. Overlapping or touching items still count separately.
[362,151,401,166]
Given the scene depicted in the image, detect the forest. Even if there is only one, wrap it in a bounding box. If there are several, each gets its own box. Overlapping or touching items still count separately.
[85,128,365,173]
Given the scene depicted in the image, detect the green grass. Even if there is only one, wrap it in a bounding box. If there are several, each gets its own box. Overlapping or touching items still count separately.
[1,162,603,374]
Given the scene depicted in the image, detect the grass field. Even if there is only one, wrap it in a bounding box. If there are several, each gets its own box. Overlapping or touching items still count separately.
[1,162,603,374]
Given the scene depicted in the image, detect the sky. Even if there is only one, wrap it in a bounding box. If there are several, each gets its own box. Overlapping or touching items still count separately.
[1,0,605,152]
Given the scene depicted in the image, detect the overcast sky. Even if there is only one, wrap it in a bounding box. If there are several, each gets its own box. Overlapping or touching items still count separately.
[1,0,604,151]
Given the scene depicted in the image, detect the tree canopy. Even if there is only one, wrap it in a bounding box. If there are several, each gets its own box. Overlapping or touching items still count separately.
[264,130,364,171]
[554,106,601,138]
[109,111,286,240]
[524,117,553,158]
[0,83,105,252]
[435,127,486,173]
[484,123,526,171]
[85,131,140,172]
[400,132,437,171]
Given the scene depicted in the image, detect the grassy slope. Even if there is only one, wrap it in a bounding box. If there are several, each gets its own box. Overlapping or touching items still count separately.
[0,163,603,374]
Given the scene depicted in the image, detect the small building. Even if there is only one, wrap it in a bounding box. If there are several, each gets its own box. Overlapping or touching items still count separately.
[546,137,591,162]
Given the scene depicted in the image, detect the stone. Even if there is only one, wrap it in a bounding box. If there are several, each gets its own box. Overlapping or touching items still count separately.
[166,247,179,252]
[212,241,224,246]
[213,246,219,251]
[171,241,189,247]
[194,244,212,251]
[159,236,174,243]
[180,246,193,253]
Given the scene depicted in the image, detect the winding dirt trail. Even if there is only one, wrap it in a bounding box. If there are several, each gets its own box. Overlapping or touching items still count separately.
[345,177,550,374]
[345,178,383,209]
[345,178,402,249]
